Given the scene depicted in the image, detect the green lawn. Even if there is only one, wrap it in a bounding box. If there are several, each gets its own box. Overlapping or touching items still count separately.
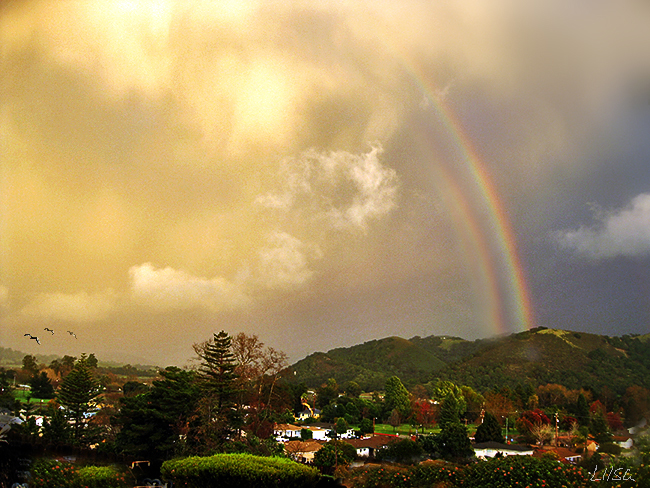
[13,388,52,404]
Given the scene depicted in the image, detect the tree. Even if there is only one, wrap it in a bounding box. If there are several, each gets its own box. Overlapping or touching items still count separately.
[29,371,55,399]
[436,422,473,460]
[42,404,71,445]
[57,354,101,443]
[317,378,339,409]
[438,392,462,428]
[388,408,401,432]
[335,417,349,437]
[344,381,362,398]
[22,355,38,375]
[114,367,199,459]
[475,412,504,443]
[194,331,240,448]
[359,418,374,436]
[313,440,356,474]
[575,393,590,425]
[300,428,313,441]
[384,376,411,419]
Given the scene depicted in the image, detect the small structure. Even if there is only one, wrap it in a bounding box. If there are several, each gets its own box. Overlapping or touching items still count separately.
[342,435,399,458]
[612,435,633,449]
[532,446,582,464]
[284,440,324,463]
[473,441,534,459]
[273,423,302,441]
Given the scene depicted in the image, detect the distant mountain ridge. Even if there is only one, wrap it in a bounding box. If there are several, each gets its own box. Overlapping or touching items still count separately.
[287,327,650,394]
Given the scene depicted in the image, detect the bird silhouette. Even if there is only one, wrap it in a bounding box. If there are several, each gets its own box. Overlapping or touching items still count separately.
[44,327,54,334]
[67,330,77,339]
[24,333,40,345]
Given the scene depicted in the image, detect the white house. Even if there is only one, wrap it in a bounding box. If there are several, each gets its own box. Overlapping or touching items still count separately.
[473,442,534,459]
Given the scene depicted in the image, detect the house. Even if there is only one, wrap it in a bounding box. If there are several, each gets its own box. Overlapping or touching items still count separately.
[342,435,399,458]
[473,442,534,459]
[273,423,302,441]
[532,446,582,464]
[612,435,633,449]
[284,440,324,463]
[307,425,331,441]
[295,408,321,421]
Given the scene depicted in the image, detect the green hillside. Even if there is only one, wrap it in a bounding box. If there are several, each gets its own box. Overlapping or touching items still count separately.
[437,327,650,394]
[287,327,650,394]
[288,336,451,391]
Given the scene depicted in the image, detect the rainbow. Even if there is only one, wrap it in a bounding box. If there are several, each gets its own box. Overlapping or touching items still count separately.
[405,66,535,335]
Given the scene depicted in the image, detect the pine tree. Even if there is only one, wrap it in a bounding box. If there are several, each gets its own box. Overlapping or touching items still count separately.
[194,331,240,449]
[57,354,100,443]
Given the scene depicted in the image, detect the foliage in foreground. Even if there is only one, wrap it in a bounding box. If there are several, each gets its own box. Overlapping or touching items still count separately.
[30,458,129,488]
[347,456,592,488]
[161,453,322,488]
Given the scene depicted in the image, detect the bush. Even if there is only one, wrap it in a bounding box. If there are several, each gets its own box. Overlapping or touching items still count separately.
[74,466,130,488]
[31,459,78,488]
[161,453,322,488]
[31,459,128,488]
[464,455,589,487]
[375,439,423,464]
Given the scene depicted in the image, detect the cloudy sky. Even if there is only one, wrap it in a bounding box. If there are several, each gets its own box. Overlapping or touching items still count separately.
[2,0,650,366]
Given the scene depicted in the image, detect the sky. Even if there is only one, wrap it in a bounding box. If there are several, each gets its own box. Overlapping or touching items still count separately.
[2,0,650,367]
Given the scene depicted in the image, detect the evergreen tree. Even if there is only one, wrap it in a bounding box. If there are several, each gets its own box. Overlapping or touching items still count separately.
[29,372,55,399]
[384,376,411,419]
[42,405,71,445]
[56,354,100,443]
[436,422,474,460]
[438,392,462,428]
[114,367,199,459]
[194,331,240,449]
[575,393,590,425]
[475,412,504,443]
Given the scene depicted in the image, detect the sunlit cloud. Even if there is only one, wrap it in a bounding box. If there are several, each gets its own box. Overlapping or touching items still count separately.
[21,290,118,323]
[258,145,399,231]
[557,193,650,258]
[255,232,320,290]
[128,263,250,312]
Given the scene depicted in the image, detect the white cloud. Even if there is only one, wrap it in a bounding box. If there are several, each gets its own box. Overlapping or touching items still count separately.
[129,263,250,312]
[557,193,650,258]
[256,232,319,290]
[258,145,399,230]
[21,290,117,322]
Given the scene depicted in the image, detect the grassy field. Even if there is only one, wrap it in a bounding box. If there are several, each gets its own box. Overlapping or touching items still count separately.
[13,388,53,404]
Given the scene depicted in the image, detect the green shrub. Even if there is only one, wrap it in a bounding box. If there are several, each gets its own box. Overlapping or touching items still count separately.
[74,465,130,488]
[161,453,321,488]
[30,459,129,488]
[31,459,78,488]
[464,455,589,487]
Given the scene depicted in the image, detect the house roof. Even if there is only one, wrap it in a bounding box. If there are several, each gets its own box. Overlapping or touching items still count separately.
[284,440,324,454]
[343,436,399,449]
[473,442,533,452]
[532,446,582,462]
[274,423,301,431]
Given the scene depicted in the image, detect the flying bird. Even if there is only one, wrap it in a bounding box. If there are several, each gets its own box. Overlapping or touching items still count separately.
[44,327,54,334]
[67,330,77,339]
[24,333,40,345]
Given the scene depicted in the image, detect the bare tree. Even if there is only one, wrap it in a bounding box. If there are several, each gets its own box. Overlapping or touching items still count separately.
[530,422,553,446]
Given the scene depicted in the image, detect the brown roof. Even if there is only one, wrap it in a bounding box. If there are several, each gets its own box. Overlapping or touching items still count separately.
[284,440,324,454]
[343,436,399,449]
[532,446,582,463]
[274,423,301,431]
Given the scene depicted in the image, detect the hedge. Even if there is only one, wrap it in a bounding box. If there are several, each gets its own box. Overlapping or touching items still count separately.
[30,459,129,488]
[161,453,322,488]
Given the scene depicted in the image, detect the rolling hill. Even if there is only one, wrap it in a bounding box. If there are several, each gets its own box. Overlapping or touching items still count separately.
[287,327,650,395]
